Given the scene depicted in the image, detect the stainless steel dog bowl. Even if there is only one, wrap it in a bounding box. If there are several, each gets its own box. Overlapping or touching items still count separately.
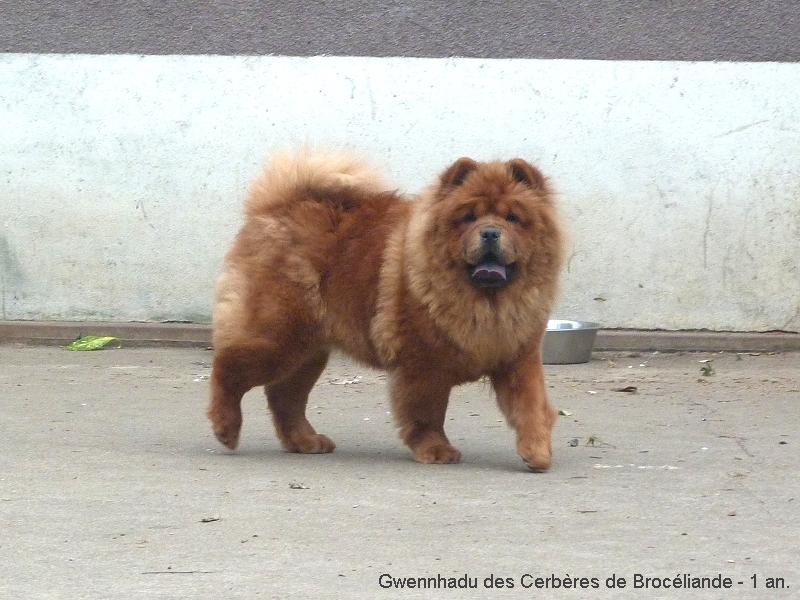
[542,320,601,364]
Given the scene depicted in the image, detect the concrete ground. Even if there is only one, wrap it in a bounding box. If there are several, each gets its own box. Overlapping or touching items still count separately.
[1,345,797,599]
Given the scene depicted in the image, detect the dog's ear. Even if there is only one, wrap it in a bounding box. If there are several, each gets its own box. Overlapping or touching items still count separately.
[440,157,478,188]
[507,159,546,191]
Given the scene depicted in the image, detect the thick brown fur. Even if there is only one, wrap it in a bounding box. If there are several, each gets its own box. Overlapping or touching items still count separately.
[208,148,564,470]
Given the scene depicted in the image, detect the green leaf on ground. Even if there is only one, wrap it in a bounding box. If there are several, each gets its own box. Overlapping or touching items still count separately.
[700,364,715,377]
[64,336,122,351]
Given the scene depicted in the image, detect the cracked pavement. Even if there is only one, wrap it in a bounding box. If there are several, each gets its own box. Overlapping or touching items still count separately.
[1,346,797,598]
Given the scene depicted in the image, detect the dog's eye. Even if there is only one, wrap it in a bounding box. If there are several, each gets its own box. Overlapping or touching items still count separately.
[506,212,520,224]
[462,212,477,223]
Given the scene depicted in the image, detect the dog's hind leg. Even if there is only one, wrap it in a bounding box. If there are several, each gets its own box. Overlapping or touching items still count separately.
[208,341,289,450]
[266,349,335,453]
[208,268,327,450]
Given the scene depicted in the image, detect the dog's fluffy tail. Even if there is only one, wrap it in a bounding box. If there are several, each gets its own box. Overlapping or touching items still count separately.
[244,148,389,217]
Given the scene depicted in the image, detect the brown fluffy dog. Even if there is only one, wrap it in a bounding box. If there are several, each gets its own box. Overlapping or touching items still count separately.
[208,149,563,470]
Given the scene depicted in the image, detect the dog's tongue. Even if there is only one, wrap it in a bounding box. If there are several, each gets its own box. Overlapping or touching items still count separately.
[471,261,507,283]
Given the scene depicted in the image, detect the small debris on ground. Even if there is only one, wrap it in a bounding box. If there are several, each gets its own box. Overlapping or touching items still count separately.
[64,335,121,351]
[586,435,615,448]
[328,375,362,385]
[700,364,715,377]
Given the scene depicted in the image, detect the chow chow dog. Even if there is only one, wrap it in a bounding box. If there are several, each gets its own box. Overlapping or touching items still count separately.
[208,149,563,470]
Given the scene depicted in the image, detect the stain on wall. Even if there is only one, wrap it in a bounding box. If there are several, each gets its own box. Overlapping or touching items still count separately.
[0,234,24,320]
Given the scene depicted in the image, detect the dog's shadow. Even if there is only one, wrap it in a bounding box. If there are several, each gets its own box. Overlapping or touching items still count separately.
[200,439,542,476]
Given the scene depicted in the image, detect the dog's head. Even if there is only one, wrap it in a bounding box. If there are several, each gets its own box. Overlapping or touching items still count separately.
[429,157,561,292]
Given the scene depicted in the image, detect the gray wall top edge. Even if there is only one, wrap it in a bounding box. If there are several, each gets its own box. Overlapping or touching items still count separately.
[3,53,798,66]
[2,1,799,62]
[3,50,799,63]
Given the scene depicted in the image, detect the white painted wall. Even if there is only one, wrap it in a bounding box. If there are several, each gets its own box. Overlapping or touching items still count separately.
[1,55,798,330]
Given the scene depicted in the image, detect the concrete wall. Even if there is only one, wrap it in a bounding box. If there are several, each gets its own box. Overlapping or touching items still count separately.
[2,1,799,331]
[2,54,798,330]
[3,1,799,61]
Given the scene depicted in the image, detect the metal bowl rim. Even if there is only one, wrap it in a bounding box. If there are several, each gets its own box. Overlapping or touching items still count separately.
[546,319,602,332]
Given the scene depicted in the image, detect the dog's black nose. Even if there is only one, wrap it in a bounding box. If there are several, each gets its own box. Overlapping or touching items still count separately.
[480,226,501,242]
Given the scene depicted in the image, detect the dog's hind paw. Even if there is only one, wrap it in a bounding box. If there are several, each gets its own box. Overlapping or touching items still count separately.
[283,433,336,454]
[413,442,462,464]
